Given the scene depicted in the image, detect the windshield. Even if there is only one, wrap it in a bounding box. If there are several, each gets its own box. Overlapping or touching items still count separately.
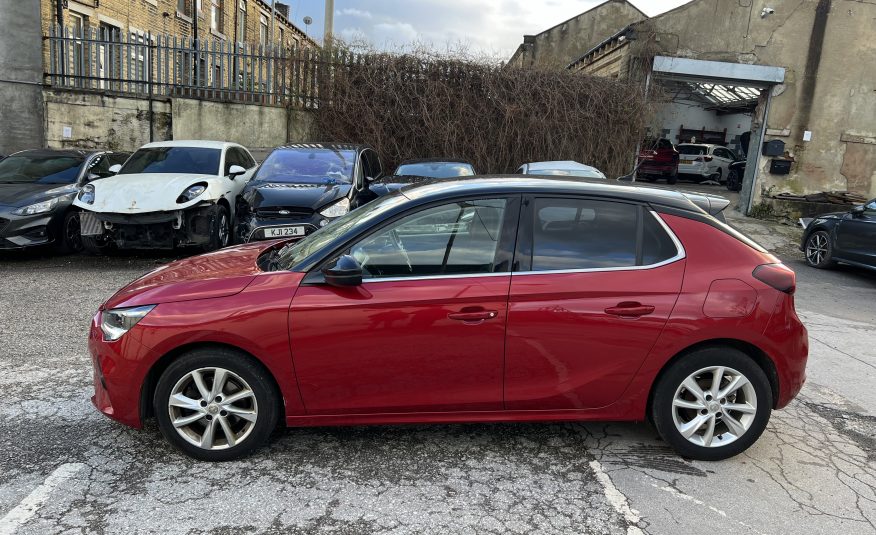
[275,192,410,269]
[256,148,356,184]
[394,162,475,178]
[0,154,84,184]
[120,147,221,175]
[678,145,709,156]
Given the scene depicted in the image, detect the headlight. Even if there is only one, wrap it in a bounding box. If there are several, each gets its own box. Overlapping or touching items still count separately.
[100,305,155,341]
[177,183,207,204]
[78,184,96,205]
[13,197,61,216]
[320,197,350,218]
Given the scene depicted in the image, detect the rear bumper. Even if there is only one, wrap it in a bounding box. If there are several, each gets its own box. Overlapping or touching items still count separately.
[638,162,677,175]
[678,163,710,176]
[766,294,809,409]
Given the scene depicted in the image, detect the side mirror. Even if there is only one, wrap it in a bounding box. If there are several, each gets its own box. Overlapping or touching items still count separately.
[851,205,865,217]
[108,164,122,174]
[365,175,379,184]
[228,165,247,179]
[322,255,363,287]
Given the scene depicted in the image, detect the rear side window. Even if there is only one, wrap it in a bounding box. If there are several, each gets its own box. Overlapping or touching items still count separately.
[532,199,638,271]
[529,199,680,272]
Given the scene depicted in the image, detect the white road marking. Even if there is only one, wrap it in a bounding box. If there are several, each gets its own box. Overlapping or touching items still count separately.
[0,463,85,535]
[652,483,770,535]
[589,460,645,535]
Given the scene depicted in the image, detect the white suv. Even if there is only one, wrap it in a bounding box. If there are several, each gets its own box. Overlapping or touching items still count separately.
[677,144,738,183]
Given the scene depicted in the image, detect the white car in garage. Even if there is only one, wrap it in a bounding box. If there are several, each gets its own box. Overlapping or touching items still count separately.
[676,143,738,183]
[72,140,257,253]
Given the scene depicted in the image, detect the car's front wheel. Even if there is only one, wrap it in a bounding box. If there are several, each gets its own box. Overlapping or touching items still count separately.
[804,230,836,269]
[206,205,231,251]
[651,347,772,461]
[53,211,83,254]
[154,348,279,461]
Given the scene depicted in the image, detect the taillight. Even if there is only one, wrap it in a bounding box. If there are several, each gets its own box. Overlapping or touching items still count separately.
[704,156,713,162]
[753,263,796,294]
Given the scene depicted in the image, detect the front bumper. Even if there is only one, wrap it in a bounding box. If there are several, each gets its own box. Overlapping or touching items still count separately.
[237,212,327,243]
[89,312,161,429]
[0,206,66,249]
[79,204,216,249]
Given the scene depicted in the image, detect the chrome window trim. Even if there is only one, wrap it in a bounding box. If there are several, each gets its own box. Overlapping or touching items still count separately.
[354,210,684,283]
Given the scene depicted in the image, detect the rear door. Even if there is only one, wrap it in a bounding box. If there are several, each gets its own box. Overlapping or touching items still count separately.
[835,200,876,266]
[504,197,685,410]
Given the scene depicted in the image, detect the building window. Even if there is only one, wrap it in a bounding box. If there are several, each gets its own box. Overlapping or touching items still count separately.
[177,0,191,16]
[237,0,246,44]
[259,14,268,49]
[278,27,284,49]
[211,0,222,31]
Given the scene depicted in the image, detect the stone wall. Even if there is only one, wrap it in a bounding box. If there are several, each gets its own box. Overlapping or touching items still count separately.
[0,0,45,154]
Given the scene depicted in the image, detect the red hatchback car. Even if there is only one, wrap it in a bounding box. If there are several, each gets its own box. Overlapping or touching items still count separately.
[89,178,808,461]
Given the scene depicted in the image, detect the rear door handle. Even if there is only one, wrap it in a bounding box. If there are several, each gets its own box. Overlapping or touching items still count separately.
[448,310,498,322]
[604,302,655,318]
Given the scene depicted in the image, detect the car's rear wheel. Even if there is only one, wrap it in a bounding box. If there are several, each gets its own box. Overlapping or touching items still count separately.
[651,347,772,461]
[804,230,836,269]
[154,348,279,461]
[53,211,83,254]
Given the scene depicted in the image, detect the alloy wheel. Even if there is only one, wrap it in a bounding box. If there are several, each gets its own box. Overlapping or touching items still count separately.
[168,367,258,450]
[671,366,757,448]
[806,233,829,265]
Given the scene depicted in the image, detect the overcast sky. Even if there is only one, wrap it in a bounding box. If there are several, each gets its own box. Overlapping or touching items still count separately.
[288,1,693,57]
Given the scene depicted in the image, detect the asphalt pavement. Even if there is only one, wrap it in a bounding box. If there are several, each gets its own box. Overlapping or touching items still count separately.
[1,187,874,534]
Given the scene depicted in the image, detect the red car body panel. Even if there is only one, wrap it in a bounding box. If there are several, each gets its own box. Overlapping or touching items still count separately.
[289,276,510,414]
[504,261,685,410]
[638,142,679,176]
[89,209,807,431]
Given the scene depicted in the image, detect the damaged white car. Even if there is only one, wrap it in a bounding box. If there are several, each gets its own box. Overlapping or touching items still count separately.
[73,141,257,252]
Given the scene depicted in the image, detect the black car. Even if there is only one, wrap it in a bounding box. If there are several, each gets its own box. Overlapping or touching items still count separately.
[393,158,477,178]
[0,149,129,252]
[237,143,385,243]
[801,199,876,271]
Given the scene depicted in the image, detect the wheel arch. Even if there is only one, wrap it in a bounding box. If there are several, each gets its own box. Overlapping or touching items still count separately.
[645,338,780,421]
[139,341,286,424]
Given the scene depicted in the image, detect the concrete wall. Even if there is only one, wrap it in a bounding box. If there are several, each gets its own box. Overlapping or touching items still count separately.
[507,0,645,69]
[172,99,289,147]
[637,0,876,198]
[40,90,316,152]
[44,90,172,151]
[0,0,46,154]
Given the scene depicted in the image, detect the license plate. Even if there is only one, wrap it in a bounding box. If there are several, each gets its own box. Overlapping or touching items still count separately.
[680,159,693,164]
[264,226,306,238]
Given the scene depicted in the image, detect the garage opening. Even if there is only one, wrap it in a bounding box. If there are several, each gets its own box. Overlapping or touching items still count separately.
[641,57,785,214]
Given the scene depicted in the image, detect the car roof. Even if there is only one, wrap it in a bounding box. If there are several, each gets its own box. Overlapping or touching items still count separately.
[525,161,602,172]
[399,176,703,212]
[398,158,474,166]
[140,140,238,150]
[275,142,370,152]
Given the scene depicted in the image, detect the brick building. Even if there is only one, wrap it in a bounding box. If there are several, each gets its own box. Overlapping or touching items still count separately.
[40,0,316,52]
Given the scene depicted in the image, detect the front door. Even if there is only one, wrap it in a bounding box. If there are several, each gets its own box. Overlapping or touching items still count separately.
[836,200,876,266]
[290,196,519,414]
[505,197,685,410]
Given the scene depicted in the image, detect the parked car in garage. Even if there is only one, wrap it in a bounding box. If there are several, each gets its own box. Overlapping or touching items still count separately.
[73,140,257,253]
[89,177,807,462]
[638,138,679,184]
[677,144,737,183]
[0,149,128,252]
[236,143,384,243]
[801,199,876,271]
[516,161,607,179]
[393,158,476,178]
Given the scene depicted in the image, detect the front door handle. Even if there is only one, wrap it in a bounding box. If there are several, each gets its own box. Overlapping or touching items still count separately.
[448,310,498,322]
[604,302,655,318]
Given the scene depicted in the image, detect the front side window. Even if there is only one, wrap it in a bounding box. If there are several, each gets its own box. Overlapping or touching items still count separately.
[119,147,222,175]
[350,199,507,279]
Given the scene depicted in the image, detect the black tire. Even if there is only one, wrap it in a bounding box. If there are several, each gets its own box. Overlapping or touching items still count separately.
[53,211,83,254]
[651,346,772,461]
[804,230,836,269]
[206,204,231,251]
[726,170,740,191]
[81,234,114,255]
[153,347,280,462]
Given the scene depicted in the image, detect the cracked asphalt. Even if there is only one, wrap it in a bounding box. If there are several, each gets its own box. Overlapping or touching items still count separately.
[1,194,875,534]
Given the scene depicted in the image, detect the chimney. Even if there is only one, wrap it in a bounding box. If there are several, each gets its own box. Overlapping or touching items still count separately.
[275,2,290,19]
